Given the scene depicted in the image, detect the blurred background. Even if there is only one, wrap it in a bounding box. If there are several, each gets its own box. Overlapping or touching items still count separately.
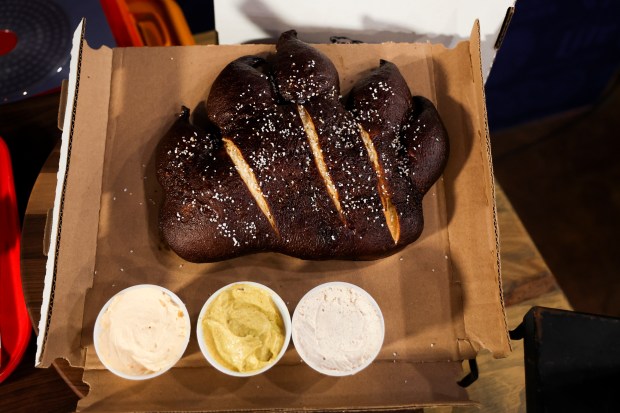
[1,0,619,411]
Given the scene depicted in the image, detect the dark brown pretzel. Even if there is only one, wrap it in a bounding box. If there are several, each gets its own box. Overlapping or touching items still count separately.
[157,31,449,262]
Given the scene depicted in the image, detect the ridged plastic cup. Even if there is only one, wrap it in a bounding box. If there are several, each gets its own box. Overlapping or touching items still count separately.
[292,281,385,376]
[196,281,291,377]
[93,284,191,380]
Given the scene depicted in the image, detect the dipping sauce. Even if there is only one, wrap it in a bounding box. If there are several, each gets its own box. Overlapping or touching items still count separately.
[292,282,384,376]
[95,285,190,378]
[200,283,286,373]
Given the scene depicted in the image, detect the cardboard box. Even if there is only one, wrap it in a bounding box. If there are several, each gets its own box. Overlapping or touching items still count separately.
[36,19,510,411]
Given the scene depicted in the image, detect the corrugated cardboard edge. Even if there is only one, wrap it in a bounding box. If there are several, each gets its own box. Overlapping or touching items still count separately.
[425,21,511,361]
[463,21,510,357]
[36,19,113,367]
[35,19,86,366]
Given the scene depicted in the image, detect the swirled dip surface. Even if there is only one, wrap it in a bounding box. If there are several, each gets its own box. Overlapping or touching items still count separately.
[96,286,188,376]
[293,283,384,375]
[202,283,285,372]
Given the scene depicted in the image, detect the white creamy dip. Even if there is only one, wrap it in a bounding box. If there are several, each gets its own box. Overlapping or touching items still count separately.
[292,282,384,375]
[95,285,189,377]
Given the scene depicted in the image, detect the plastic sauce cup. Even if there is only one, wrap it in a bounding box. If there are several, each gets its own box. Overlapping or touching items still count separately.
[93,284,191,380]
[196,281,291,377]
[292,281,385,376]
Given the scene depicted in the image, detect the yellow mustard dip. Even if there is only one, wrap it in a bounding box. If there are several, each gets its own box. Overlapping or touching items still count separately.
[202,283,285,372]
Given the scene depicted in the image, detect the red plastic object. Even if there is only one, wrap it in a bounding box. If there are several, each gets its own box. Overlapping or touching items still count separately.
[0,137,31,383]
[100,0,144,46]
[100,0,195,47]
[0,30,19,56]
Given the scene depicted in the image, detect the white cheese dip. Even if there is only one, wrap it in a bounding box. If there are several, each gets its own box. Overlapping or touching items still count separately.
[95,285,189,377]
[292,282,384,375]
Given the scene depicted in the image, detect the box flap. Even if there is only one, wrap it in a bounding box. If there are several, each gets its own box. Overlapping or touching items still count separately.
[435,22,510,358]
[78,361,472,411]
[36,19,114,367]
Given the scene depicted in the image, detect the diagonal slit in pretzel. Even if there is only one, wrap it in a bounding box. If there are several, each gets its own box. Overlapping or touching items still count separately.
[358,125,400,244]
[296,104,346,225]
[223,137,279,236]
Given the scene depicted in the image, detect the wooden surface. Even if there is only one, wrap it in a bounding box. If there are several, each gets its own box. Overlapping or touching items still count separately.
[13,137,571,412]
[456,188,572,413]
[491,80,620,318]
